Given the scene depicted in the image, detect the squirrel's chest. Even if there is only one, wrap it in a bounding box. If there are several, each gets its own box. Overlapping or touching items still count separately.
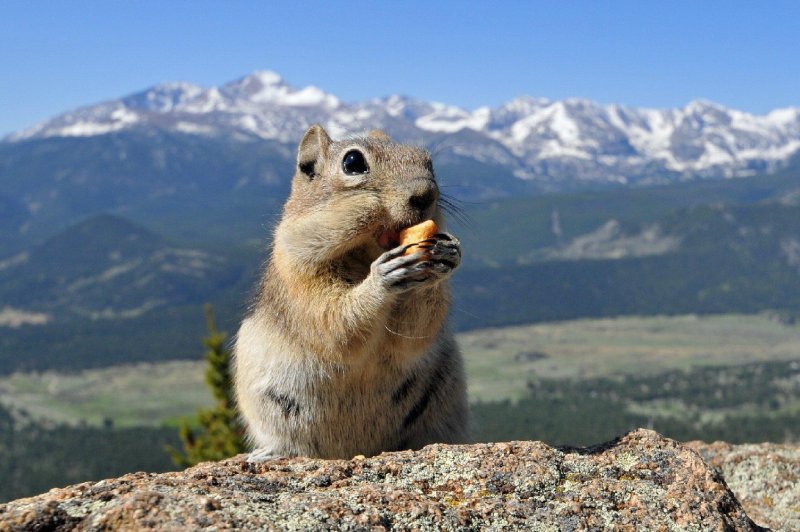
[290,353,410,403]
[268,346,427,420]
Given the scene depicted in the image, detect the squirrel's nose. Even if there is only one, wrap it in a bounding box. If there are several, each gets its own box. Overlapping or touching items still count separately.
[409,187,438,213]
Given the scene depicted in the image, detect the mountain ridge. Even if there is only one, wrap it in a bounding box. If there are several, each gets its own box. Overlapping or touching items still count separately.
[7,70,800,186]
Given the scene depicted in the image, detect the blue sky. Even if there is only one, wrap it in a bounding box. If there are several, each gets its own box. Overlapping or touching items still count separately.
[2,0,799,136]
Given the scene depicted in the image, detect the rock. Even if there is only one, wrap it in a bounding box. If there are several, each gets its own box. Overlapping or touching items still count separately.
[688,440,800,531]
[0,429,765,530]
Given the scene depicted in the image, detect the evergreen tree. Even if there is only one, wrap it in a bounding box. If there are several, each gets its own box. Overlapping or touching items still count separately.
[169,304,246,467]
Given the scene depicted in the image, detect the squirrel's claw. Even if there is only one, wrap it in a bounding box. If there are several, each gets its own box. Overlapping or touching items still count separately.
[429,233,461,269]
[372,232,461,291]
[372,249,430,290]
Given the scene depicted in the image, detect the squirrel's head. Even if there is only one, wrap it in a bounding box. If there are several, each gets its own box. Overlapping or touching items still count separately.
[276,124,443,267]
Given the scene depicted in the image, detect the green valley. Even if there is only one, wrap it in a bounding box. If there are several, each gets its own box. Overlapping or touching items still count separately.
[2,313,798,502]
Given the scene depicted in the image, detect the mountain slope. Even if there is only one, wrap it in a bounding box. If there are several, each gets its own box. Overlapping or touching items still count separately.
[0,213,253,373]
[454,199,800,329]
[0,131,294,253]
[0,213,241,321]
[4,179,800,374]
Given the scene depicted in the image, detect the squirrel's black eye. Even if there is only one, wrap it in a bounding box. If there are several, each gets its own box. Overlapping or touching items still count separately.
[342,150,369,175]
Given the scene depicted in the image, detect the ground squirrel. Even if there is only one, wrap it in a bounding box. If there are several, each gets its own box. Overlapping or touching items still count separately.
[233,124,468,460]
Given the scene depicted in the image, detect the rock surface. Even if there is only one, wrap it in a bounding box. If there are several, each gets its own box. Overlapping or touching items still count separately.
[689,440,800,531]
[0,429,777,531]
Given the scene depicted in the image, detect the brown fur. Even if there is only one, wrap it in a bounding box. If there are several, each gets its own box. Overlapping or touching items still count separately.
[233,125,468,459]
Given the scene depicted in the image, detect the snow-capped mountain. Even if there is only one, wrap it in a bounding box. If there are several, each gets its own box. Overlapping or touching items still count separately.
[7,70,800,184]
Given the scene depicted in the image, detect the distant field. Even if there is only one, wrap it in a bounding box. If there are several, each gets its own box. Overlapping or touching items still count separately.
[461,313,800,402]
[0,360,210,427]
[1,313,798,426]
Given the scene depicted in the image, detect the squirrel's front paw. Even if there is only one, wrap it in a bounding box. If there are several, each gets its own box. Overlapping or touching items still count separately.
[428,232,461,272]
[372,233,461,291]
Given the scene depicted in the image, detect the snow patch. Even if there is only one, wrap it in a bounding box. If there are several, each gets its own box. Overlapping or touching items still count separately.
[110,108,139,124]
[415,104,490,133]
[50,121,129,137]
[282,86,340,108]
[180,87,228,113]
[251,70,283,85]
[385,95,409,117]
[0,252,28,271]
[0,307,50,327]
[174,122,216,135]
[538,140,591,160]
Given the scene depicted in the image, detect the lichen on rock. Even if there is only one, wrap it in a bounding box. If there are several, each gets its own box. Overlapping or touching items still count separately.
[688,439,800,531]
[0,429,783,530]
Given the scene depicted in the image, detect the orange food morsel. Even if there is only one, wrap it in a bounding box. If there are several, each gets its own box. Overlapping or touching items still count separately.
[399,220,438,255]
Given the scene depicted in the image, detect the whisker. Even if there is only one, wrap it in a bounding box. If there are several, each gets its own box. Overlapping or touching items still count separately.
[438,194,474,231]
[384,323,430,339]
[449,304,482,321]
[440,208,472,233]
[427,138,452,158]
[438,193,484,207]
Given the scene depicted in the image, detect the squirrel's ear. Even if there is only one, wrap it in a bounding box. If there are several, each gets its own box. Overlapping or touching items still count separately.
[297,124,331,180]
[368,129,391,141]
